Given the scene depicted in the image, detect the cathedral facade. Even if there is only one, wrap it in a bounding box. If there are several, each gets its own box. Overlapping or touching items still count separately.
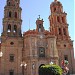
[0,0,75,75]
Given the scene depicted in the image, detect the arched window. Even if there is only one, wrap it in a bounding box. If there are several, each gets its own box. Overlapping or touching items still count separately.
[59,28,61,35]
[39,28,41,32]
[38,24,42,32]
[54,7,56,12]
[57,16,60,23]
[9,11,11,17]
[8,24,11,32]
[15,12,17,18]
[9,69,14,75]
[14,25,17,32]
[62,17,65,23]
[7,1,11,6]
[63,28,66,35]
[64,55,68,61]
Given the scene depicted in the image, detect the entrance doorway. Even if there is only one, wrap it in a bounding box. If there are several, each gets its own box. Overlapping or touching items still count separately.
[39,64,45,75]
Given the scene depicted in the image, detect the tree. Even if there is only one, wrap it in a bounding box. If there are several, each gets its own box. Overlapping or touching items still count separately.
[39,64,62,75]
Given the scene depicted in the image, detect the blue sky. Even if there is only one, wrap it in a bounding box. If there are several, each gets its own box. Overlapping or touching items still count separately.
[0,0,75,57]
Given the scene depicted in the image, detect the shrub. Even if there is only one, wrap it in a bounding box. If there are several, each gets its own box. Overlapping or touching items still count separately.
[39,64,62,75]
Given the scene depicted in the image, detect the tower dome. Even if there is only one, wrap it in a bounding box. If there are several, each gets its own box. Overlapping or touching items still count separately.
[50,0,63,13]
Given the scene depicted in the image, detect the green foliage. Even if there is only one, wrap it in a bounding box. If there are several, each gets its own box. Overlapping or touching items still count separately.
[39,64,62,75]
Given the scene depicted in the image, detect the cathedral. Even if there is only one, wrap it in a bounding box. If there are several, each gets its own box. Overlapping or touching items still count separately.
[0,0,75,75]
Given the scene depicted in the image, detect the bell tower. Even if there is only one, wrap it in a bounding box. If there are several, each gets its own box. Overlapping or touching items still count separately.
[48,0,75,73]
[2,0,22,37]
[36,15,44,33]
[49,0,70,40]
[0,0,23,75]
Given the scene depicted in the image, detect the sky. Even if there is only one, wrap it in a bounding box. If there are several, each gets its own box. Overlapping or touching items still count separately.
[0,0,75,57]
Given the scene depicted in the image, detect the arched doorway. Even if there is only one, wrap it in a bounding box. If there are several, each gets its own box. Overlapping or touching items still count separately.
[38,64,45,75]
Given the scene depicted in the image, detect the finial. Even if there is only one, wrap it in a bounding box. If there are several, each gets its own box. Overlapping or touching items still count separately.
[37,15,43,20]
[37,15,41,20]
[38,15,40,19]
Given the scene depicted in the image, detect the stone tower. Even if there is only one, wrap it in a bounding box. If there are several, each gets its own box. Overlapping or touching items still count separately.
[2,0,22,37]
[36,16,44,32]
[49,0,70,40]
[49,0,75,73]
[0,0,23,75]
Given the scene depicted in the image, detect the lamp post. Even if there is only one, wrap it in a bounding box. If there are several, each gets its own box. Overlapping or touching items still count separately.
[20,61,27,75]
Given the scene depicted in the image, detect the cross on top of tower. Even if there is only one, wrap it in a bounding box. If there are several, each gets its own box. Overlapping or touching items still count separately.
[38,15,41,19]
[37,15,41,20]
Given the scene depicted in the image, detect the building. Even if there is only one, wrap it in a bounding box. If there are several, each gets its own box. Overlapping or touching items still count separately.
[0,0,75,75]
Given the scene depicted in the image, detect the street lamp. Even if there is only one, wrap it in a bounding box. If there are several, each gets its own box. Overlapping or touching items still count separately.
[20,61,27,75]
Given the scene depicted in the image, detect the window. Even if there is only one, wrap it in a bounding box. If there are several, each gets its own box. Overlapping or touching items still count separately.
[9,70,14,75]
[13,25,17,32]
[39,28,41,32]
[54,7,56,12]
[9,54,14,62]
[7,2,10,6]
[57,16,60,23]
[8,24,11,32]
[9,11,12,18]
[64,55,68,61]
[59,28,61,35]
[62,17,65,23]
[63,28,66,35]
[10,42,14,45]
[64,44,66,47]
[14,12,17,18]
[39,47,45,57]
[38,24,42,32]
